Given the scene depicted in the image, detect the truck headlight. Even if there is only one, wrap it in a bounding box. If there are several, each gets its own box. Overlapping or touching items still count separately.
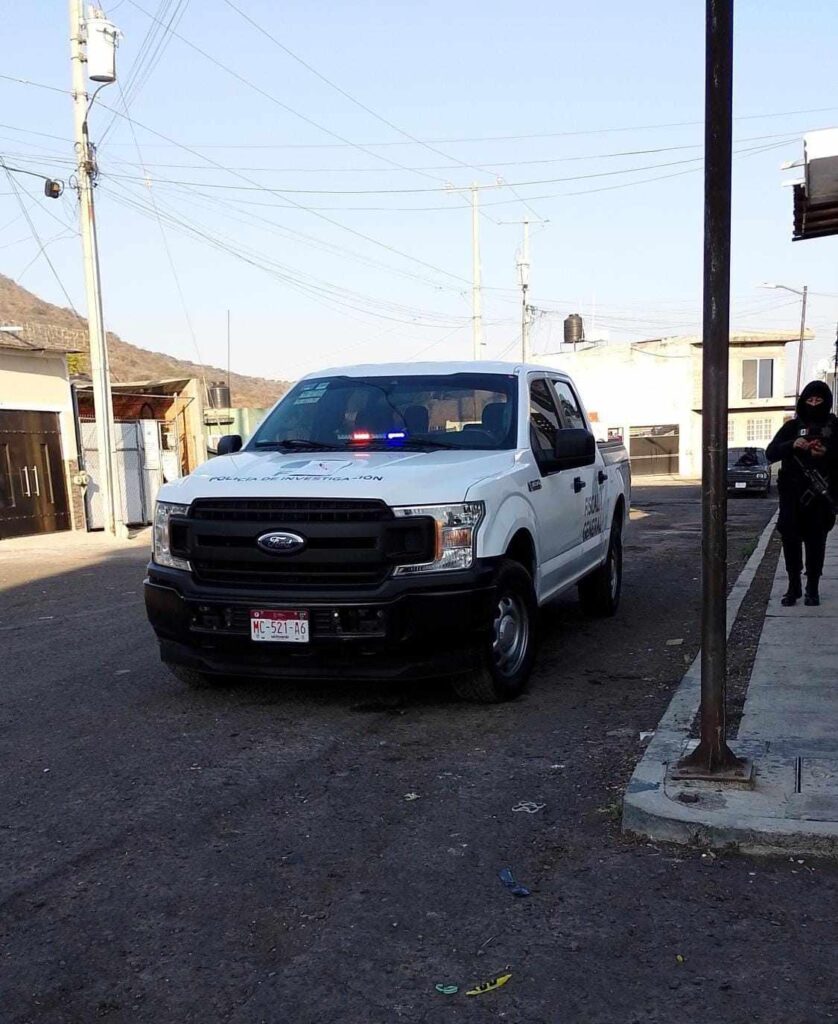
[392,502,484,574]
[153,501,190,570]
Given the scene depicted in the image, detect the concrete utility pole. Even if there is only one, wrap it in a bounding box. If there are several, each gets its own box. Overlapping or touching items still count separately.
[69,0,119,535]
[827,319,835,387]
[519,218,531,362]
[797,285,809,399]
[673,0,751,782]
[471,184,483,359]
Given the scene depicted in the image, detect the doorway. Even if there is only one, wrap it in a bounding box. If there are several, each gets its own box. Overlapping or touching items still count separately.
[0,410,71,539]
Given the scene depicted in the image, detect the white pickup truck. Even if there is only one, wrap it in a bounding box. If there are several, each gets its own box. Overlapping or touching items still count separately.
[145,361,630,702]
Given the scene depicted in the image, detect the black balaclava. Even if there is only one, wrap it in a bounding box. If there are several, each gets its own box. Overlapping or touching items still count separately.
[797,380,833,424]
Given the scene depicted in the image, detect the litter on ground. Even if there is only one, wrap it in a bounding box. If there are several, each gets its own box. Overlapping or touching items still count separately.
[511,801,545,814]
[498,867,531,897]
[466,973,512,996]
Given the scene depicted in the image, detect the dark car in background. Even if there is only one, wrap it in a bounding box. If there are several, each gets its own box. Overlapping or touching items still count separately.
[727,446,771,496]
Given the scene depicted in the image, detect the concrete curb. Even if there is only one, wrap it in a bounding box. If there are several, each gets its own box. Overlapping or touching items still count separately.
[620,512,838,858]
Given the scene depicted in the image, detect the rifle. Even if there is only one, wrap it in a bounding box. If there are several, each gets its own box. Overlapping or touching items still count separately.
[794,454,838,514]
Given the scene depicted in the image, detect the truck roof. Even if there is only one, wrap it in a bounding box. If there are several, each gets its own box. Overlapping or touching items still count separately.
[302,360,571,379]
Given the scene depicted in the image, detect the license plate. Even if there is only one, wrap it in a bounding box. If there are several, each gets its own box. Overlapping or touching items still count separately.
[735,481,747,489]
[250,609,310,643]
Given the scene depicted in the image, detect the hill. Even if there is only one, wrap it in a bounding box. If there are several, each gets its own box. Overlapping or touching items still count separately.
[0,273,291,407]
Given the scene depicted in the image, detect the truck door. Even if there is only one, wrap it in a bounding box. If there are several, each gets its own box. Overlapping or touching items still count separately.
[550,377,604,574]
[527,377,586,595]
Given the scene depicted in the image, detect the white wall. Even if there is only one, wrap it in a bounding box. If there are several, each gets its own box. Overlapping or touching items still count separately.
[542,341,698,475]
[541,339,794,477]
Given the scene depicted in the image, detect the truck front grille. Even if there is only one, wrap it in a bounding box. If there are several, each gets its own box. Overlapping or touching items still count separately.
[173,498,434,590]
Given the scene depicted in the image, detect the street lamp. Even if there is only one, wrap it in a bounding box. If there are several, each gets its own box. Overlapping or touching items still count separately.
[759,281,808,400]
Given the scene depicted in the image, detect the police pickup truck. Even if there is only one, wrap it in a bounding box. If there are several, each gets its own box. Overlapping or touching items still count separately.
[145,362,630,702]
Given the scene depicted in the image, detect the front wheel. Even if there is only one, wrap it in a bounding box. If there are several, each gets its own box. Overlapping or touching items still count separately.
[452,559,538,703]
[578,518,623,617]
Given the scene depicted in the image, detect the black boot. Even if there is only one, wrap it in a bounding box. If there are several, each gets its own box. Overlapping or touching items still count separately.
[805,577,820,606]
[782,574,803,606]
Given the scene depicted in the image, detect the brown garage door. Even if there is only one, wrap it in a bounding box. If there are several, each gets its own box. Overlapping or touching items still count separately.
[0,410,70,539]
[629,424,680,476]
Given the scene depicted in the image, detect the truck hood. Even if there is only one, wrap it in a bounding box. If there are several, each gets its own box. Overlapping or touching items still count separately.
[159,449,518,507]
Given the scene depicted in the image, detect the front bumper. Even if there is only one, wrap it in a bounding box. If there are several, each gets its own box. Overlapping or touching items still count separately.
[727,477,770,494]
[144,561,499,681]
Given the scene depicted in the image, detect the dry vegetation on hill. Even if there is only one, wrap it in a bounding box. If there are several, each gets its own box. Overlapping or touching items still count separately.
[0,274,290,407]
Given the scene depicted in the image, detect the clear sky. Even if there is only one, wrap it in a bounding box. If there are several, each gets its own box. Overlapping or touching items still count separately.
[2,0,838,386]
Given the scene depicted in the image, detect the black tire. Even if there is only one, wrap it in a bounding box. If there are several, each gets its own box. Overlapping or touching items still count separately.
[578,517,623,617]
[452,559,538,703]
[164,662,229,689]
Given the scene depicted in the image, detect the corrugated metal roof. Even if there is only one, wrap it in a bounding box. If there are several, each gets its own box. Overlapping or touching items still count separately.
[793,182,838,241]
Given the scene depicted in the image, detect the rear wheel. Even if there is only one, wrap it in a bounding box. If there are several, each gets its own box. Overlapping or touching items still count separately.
[578,517,623,617]
[452,559,538,703]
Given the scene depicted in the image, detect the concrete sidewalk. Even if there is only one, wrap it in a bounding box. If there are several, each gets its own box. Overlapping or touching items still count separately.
[623,518,838,857]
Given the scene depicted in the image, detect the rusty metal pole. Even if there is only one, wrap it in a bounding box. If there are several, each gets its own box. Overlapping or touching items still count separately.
[674,0,751,782]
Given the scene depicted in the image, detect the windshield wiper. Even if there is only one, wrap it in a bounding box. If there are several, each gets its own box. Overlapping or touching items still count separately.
[254,438,347,451]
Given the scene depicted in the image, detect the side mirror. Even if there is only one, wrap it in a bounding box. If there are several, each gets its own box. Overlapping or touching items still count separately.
[552,428,596,470]
[216,434,243,456]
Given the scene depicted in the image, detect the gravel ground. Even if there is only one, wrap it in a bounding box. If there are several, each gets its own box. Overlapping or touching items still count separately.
[1,485,836,1024]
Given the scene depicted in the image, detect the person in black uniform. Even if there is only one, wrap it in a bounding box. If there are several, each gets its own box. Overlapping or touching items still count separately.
[766,380,838,607]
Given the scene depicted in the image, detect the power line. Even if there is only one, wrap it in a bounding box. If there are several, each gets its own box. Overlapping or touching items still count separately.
[102,153,711,194]
[99,0,190,144]
[94,97,471,285]
[1,164,82,317]
[0,123,73,145]
[0,73,69,95]
[70,129,801,174]
[119,171,467,291]
[114,78,209,382]
[101,177,479,327]
[111,136,789,214]
[120,0,455,185]
[220,0,543,218]
[87,104,838,150]
[100,137,792,201]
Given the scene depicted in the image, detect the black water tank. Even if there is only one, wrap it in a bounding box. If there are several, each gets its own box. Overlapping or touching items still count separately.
[208,381,231,408]
[563,313,585,347]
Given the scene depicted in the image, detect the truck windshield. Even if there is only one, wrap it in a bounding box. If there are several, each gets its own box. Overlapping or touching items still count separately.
[249,373,519,452]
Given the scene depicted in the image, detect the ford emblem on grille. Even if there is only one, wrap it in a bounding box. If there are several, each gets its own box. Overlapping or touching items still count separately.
[256,530,307,555]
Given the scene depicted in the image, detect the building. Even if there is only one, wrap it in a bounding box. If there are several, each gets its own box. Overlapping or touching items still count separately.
[542,331,803,478]
[73,377,207,528]
[0,324,86,538]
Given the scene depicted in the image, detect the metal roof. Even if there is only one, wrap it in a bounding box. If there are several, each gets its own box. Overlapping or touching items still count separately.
[793,182,838,241]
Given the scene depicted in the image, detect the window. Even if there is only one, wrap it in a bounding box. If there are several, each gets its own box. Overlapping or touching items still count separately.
[529,379,562,461]
[728,417,735,444]
[746,418,773,442]
[742,358,774,399]
[552,380,586,430]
